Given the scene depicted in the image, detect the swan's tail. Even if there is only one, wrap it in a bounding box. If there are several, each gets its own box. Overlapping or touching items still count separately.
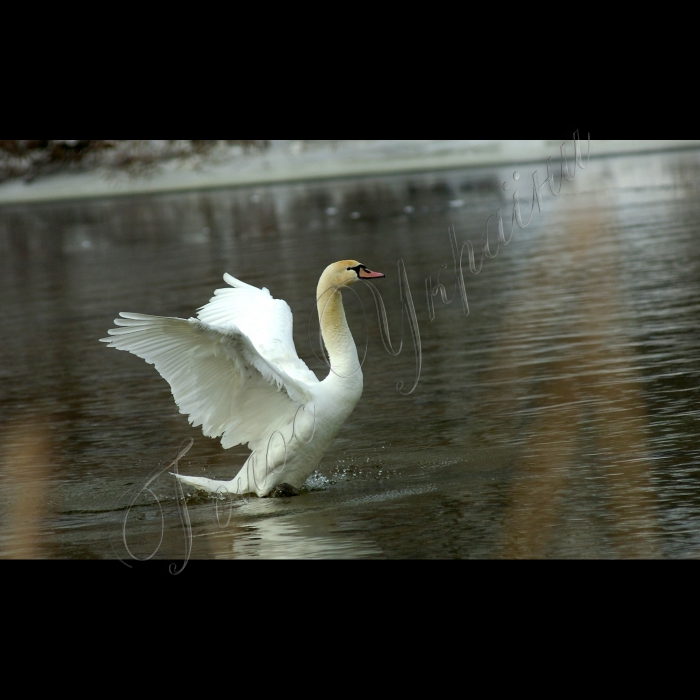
[173,473,247,497]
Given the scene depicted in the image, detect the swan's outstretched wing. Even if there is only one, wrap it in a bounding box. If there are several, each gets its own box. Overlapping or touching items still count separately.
[100,313,313,450]
[196,273,319,385]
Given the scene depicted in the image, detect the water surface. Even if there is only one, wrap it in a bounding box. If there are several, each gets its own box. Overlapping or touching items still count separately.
[2,150,700,559]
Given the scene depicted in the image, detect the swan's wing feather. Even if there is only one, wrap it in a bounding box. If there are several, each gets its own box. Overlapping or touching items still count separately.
[100,313,313,450]
[196,273,319,385]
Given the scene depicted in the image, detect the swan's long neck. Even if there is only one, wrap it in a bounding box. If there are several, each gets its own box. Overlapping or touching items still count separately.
[317,276,361,379]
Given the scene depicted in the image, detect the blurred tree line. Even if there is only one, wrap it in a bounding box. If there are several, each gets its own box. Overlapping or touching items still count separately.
[0,140,270,184]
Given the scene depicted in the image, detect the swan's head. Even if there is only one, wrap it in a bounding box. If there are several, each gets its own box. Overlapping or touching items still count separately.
[322,260,385,289]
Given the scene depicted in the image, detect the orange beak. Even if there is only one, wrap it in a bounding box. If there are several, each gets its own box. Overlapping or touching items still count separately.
[358,268,385,279]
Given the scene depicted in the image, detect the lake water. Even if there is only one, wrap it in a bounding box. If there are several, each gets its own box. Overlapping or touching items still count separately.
[2,148,700,560]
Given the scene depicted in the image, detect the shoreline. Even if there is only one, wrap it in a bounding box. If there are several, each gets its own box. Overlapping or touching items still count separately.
[1,139,698,206]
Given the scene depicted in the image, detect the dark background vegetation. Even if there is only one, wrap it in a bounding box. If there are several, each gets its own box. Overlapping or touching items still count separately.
[0,140,270,184]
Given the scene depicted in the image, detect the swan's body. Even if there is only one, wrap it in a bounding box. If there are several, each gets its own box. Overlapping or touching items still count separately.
[101,260,384,497]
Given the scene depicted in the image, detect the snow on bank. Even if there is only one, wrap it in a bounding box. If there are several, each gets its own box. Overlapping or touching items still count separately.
[1,140,698,205]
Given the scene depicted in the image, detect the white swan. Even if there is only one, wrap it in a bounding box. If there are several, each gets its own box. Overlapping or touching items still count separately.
[101,260,385,497]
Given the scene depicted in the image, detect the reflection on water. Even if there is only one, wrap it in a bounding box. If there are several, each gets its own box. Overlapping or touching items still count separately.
[2,149,700,558]
[0,414,53,558]
[486,194,659,557]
